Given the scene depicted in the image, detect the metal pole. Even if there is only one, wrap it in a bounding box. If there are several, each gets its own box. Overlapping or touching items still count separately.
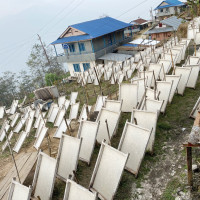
[105,120,111,145]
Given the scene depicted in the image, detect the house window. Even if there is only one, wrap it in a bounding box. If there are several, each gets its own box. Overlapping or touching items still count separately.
[73,64,81,72]
[83,63,90,71]
[69,44,75,52]
[166,8,169,12]
[160,9,163,12]
[79,43,85,52]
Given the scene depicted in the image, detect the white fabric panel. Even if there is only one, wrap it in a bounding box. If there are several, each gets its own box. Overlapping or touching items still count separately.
[190,97,200,119]
[2,131,14,152]
[0,121,10,142]
[158,59,172,74]
[132,78,146,104]
[47,103,57,119]
[33,127,48,150]
[10,113,20,128]
[96,108,120,144]
[91,142,128,200]
[165,75,181,103]
[185,56,200,66]
[58,96,66,107]
[13,131,28,153]
[54,119,71,139]
[138,71,153,88]
[34,114,42,129]
[119,83,138,112]
[54,108,66,127]
[13,118,25,133]
[131,110,157,152]
[145,88,158,100]
[118,122,151,175]
[195,32,200,45]
[8,180,31,200]
[185,65,199,88]
[141,98,163,115]
[25,111,35,134]
[33,153,56,200]
[156,81,172,113]
[47,106,59,123]
[57,135,81,181]
[69,103,79,120]
[94,95,107,112]
[0,106,5,119]
[171,49,182,64]
[64,180,96,200]
[77,121,99,164]
[148,64,162,86]
[35,118,45,138]
[175,67,191,95]
[78,104,92,122]
[161,53,177,64]
[9,100,19,115]
[70,92,78,105]
[104,100,122,112]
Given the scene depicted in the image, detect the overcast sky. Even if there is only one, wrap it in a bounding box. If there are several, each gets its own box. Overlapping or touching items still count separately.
[0,0,185,74]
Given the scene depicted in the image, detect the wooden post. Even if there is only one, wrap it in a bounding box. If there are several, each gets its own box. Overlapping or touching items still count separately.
[170,49,175,75]
[105,120,111,145]
[94,67,103,96]
[186,147,193,187]
[73,170,79,184]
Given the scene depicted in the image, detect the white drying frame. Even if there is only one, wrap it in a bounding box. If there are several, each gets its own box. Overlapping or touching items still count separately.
[174,67,191,95]
[77,120,100,165]
[33,126,48,150]
[89,141,129,200]
[131,109,158,153]
[96,108,121,144]
[190,97,200,119]
[53,118,71,139]
[13,131,28,153]
[32,151,56,200]
[70,92,78,105]
[7,178,32,200]
[63,179,97,200]
[119,83,138,112]
[10,113,20,128]
[54,107,66,127]
[58,96,66,107]
[56,134,82,182]
[103,99,122,113]
[118,121,152,176]
[78,104,92,122]
[69,102,80,120]
[47,105,59,123]
[165,75,181,103]
[156,81,172,113]
[140,98,164,116]
[0,106,5,119]
[94,95,107,112]
[184,65,199,89]
[2,131,14,152]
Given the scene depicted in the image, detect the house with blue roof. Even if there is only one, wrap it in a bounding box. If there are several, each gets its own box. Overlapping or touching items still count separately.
[51,17,133,76]
[154,0,186,19]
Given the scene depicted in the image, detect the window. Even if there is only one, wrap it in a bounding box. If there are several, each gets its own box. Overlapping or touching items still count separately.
[69,44,75,52]
[73,64,81,72]
[79,43,85,52]
[166,8,169,12]
[160,9,163,12]
[83,63,90,71]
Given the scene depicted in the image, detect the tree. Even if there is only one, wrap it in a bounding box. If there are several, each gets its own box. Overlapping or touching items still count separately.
[26,43,64,88]
[0,71,17,106]
[187,0,200,17]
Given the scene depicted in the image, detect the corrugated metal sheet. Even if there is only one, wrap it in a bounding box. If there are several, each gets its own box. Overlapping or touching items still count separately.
[161,16,183,30]
[154,0,185,10]
[145,27,174,34]
[51,35,92,45]
[51,17,131,45]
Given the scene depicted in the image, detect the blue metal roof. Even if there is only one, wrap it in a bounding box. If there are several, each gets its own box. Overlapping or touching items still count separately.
[51,17,131,45]
[154,0,185,10]
[123,43,138,47]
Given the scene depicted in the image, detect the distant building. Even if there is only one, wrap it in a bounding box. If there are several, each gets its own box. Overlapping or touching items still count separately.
[154,0,186,19]
[51,17,133,76]
[144,16,183,41]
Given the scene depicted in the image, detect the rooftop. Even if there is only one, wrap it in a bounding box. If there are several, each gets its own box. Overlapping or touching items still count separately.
[154,0,185,10]
[130,18,148,25]
[145,16,183,34]
[51,17,131,45]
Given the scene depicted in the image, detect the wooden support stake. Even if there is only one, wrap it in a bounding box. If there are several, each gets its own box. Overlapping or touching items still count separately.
[105,120,111,145]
